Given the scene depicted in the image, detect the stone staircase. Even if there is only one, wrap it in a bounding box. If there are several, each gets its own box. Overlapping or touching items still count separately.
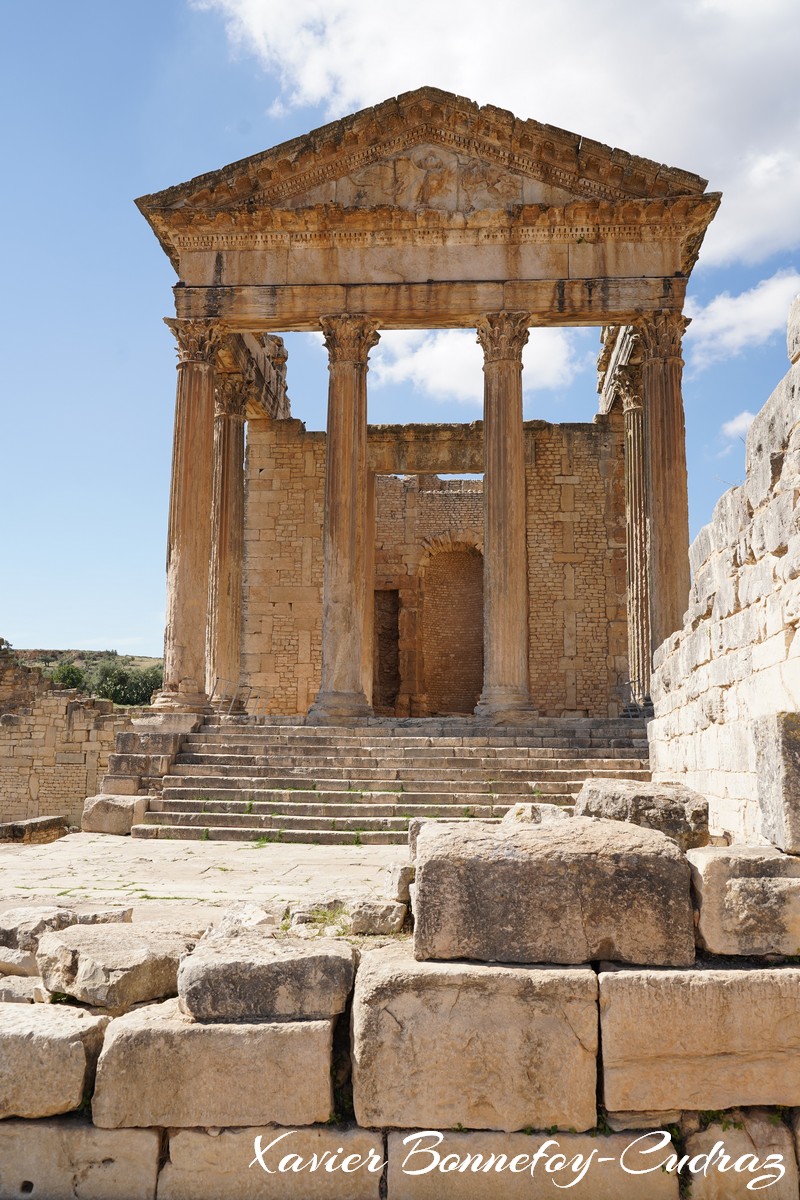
[129,715,651,845]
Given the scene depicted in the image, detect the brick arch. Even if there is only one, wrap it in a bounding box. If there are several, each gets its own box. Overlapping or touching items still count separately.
[418,535,484,715]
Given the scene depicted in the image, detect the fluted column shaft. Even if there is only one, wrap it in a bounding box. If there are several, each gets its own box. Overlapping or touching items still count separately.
[310,315,380,721]
[639,311,691,651]
[474,311,534,721]
[619,366,651,704]
[206,371,248,699]
[156,318,223,709]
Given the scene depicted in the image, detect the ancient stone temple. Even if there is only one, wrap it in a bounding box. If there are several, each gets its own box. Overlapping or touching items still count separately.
[136,87,719,722]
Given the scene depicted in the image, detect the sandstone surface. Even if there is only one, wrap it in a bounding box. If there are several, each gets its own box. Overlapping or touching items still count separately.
[600,965,800,1111]
[352,944,597,1132]
[0,1003,108,1118]
[413,819,694,966]
[0,1119,160,1200]
[574,778,709,851]
[688,845,800,955]
[177,933,355,1020]
[36,924,196,1009]
[92,997,333,1128]
[684,1109,798,1199]
[81,794,147,835]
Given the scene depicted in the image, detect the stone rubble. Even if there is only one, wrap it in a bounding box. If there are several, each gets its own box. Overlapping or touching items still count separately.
[573,778,709,851]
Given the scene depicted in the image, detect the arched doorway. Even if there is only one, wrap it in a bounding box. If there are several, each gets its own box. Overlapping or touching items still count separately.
[421,544,484,714]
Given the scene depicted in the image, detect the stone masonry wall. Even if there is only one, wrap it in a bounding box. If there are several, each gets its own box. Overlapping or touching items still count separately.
[0,657,134,826]
[649,309,800,841]
[243,414,628,717]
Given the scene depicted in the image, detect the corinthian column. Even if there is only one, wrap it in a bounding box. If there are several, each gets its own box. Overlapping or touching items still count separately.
[206,369,250,700]
[155,318,224,710]
[618,365,651,705]
[309,315,380,722]
[638,311,691,651]
[474,311,535,722]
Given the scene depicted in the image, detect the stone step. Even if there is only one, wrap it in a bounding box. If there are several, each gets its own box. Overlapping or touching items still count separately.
[188,732,650,751]
[141,810,412,833]
[147,797,500,819]
[174,749,649,770]
[169,761,648,781]
[161,774,550,795]
[160,784,578,805]
[130,823,409,845]
[178,742,649,763]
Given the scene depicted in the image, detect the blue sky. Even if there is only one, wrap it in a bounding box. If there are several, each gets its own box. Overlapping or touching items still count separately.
[2,0,798,657]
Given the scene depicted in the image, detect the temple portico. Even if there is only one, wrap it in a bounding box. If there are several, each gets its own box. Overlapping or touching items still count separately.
[138,87,718,721]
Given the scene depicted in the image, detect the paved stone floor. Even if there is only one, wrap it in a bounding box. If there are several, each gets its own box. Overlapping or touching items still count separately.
[0,833,399,926]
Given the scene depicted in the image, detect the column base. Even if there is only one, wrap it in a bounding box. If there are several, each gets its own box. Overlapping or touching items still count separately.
[151,686,210,715]
[307,690,372,725]
[475,688,537,725]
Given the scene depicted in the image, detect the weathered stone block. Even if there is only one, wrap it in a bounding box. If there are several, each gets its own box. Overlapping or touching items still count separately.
[92,998,333,1128]
[0,976,37,1003]
[81,794,147,835]
[574,779,709,851]
[755,712,800,851]
[37,924,196,1010]
[385,861,415,903]
[0,947,38,976]
[158,1126,383,1200]
[0,1003,108,1118]
[385,1129,679,1198]
[688,845,800,955]
[177,934,355,1020]
[352,944,598,1132]
[600,965,800,1111]
[684,1109,798,1199]
[0,1119,159,1200]
[500,801,572,825]
[413,819,695,966]
[0,906,75,951]
[349,899,407,934]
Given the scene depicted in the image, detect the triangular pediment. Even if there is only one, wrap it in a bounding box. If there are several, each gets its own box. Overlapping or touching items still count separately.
[138,86,711,235]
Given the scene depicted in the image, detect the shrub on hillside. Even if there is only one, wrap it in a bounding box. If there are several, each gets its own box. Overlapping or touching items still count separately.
[94,662,163,706]
[49,661,88,691]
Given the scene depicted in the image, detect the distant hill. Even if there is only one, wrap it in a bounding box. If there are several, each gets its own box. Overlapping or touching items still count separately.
[13,649,163,672]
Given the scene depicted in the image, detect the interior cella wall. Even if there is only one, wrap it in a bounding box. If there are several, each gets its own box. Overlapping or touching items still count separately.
[648,298,800,843]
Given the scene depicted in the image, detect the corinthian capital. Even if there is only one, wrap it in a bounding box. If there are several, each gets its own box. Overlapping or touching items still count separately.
[476,312,531,364]
[635,311,690,363]
[615,364,643,414]
[165,318,225,365]
[319,315,380,365]
[215,370,252,420]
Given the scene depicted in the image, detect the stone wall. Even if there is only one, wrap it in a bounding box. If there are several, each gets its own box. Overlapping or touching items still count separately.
[649,301,800,842]
[243,414,627,718]
[0,656,134,826]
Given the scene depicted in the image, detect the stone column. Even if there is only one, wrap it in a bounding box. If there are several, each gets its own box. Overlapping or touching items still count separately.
[638,311,691,652]
[309,315,380,722]
[155,318,223,710]
[361,470,377,707]
[205,369,250,701]
[618,364,652,705]
[474,311,535,721]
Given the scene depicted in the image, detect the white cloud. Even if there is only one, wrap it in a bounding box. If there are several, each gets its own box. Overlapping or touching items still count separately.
[685,270,800,368]
[370,328,588,407]
[191,0,800,267]
[721,410,756,440]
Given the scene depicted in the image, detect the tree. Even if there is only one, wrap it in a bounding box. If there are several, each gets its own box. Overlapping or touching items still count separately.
[49,661,87,691]
[94,662,163,706]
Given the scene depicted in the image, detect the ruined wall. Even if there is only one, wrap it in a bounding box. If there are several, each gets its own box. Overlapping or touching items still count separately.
[0,656,133,826]
[649,305,800,841]
[242,414,628,718]
[526,413,628,717]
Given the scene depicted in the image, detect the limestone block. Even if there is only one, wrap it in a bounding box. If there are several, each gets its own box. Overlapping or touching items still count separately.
[688,845,800,955]
[0,947,38,976]
[684,1109,798,1199]
[81,794,147,835]
[574,779,709,852]
[408,816,495,859]
[0,976,37,1002]
[385,861,415,903]
[177,934,355,1020]
[36,924,196,1010]
[0,1002,108,1118]
[386,1129,679,1198]
[600,965,800,1111]
[349,899,407,934]
[500,802,572,825]
[158,1126,383,1200]
[413,820,694,967]
[755,713,800,852]
[352,944,598,1132]
[92,998,333,1128]
[0,1119,159,1200]
[0,906,75,951]
[202,900,285,941]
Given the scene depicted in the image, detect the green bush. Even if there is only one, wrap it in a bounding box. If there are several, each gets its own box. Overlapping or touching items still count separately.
[49,661,88,691]
[94,663,163,706]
